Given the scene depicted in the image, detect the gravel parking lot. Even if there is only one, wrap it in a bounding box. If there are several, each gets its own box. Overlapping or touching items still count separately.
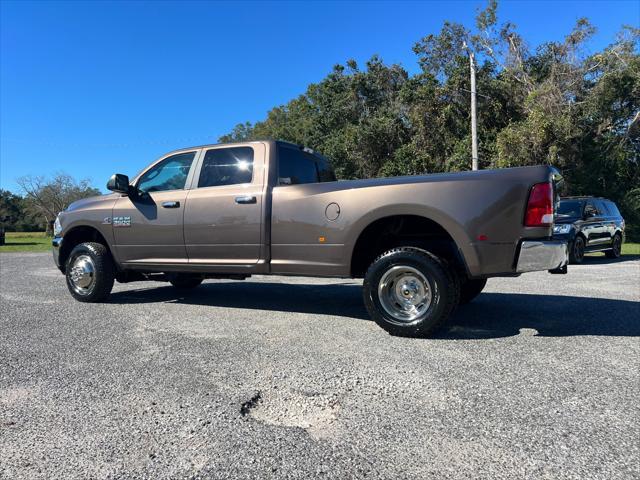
[1,252,639,479]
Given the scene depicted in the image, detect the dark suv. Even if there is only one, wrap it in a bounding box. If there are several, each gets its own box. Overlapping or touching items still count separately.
[553,197,625,263]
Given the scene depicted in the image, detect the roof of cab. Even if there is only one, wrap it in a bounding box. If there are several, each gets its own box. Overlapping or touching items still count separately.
[163,139,308,156]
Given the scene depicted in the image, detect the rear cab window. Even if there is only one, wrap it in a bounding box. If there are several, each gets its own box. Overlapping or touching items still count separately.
[277,144,336,186]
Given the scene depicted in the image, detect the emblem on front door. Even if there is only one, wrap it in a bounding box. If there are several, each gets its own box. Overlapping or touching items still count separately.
[113,216,131,227]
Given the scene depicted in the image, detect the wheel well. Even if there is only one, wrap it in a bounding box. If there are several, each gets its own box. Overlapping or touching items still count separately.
[350,215,465,277]
[60,226,110,269]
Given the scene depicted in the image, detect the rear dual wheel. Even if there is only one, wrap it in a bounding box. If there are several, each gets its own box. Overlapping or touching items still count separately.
[363,247,460,337]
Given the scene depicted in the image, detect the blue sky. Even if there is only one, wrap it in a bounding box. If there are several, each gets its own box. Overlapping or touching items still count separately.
[0,0,636,193]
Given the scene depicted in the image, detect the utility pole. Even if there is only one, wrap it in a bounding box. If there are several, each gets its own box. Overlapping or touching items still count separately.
[469,50,478,171]
[463,41,479,171]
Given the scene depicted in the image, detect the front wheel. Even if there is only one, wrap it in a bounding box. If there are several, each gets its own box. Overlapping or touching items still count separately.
[363,247,459,337]
[65,242,115,302]
[605,233,622,259]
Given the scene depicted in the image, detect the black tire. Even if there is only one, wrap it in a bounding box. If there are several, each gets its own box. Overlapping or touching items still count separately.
[605,233,623,259]
[459,278,487,304]
[569,235,585,264]
[169,274,203,290]
[363,247,460,337]
[65,242,115,302]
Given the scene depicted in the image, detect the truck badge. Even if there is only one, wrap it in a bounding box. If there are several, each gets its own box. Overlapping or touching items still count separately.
[113,216,131,227]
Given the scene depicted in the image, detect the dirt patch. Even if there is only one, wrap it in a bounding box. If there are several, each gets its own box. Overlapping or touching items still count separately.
[242,389,340,440]
[0,386,38,406]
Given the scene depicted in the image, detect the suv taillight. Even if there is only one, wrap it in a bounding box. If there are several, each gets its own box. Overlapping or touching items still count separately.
[525,182,554,227]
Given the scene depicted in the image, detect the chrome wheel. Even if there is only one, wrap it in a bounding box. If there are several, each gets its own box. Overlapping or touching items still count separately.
[69,254,96,295]
[377,265,432,324]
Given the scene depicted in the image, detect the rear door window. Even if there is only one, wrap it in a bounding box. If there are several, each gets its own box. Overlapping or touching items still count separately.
[198,147,254,188]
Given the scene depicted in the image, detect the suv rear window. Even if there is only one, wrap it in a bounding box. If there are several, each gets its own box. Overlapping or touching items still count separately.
[277,144,336,185]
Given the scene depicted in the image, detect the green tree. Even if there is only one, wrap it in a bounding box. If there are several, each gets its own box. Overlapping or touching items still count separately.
[219,1,639,238]
[0,190,40,232]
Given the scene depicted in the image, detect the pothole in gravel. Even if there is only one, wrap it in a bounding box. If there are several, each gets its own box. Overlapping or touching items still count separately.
[241,389,340,440]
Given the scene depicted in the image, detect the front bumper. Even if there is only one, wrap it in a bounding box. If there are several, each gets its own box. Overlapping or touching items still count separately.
[516,240,568,273]
[52,236,63,270]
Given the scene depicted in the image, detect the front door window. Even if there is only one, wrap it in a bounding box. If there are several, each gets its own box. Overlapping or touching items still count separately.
[137,152,196,193]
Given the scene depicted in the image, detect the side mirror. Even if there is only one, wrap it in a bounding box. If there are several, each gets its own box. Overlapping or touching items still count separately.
[107,174,130,195]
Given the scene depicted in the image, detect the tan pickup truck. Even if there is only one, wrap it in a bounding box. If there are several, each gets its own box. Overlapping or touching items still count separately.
[53,140,568,337]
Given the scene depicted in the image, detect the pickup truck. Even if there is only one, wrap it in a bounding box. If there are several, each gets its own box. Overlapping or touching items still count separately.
[52,140,568,337]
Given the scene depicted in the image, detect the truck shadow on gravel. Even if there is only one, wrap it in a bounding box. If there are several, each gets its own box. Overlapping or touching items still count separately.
[440,293,640,339]
[109,283,639,339]
[110,282,370,320]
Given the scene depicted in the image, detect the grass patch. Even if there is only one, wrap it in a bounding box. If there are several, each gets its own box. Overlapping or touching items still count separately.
[621,242,640,256]
[0,232,52,253]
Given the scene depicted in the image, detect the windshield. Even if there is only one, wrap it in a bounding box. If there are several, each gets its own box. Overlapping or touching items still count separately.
[556,200,584,217]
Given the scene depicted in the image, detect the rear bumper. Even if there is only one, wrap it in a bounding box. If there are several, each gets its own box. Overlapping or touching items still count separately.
[52,236,63,270]
[516,240,568,273]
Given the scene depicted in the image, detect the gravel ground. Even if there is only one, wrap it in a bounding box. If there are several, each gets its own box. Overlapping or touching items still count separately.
[1,252,639,479]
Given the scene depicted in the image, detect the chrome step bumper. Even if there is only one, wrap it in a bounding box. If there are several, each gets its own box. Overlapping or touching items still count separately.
[516,240,568,273]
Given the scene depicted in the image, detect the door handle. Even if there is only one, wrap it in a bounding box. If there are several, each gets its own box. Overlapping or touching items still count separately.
[162,201,180,208]
[235,195,256,204]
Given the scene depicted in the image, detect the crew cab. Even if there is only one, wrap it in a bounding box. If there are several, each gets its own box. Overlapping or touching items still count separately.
[53,140,568,337]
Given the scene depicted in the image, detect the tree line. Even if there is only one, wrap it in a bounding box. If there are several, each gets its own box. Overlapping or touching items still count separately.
[0,174,100,233]
[220,1,639,239]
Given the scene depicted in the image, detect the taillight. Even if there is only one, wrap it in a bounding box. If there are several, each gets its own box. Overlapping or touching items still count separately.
[524,182,554,227]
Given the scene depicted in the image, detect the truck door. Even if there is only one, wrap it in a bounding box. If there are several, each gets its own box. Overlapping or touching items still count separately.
[183,144,266,266]
[112,150,198,264]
